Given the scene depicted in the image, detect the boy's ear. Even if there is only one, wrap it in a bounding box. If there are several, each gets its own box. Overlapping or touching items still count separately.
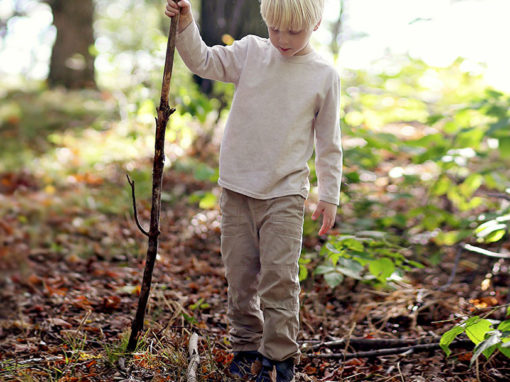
[313,18,322,31]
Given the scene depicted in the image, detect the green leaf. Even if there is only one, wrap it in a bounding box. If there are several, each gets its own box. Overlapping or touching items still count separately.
[483,229,507,243]
[340,237,365,252]
[498,344,510,359]
[182,312,198,325]
[335,258,364,280]
[497,320,510,332]
[500,137,510,158]
[368,258,394,283]
[193,163,216,181]
[440,325,465,357]
[299,264,308,282]
[432,176,453,196]
[324,272,344,288]
[475,221,507,243]
[406,260,424,268]
[459,174,483,198]
[198,192,217,209]
[465,318,493,345]
[314,265,335,275]
[456,128,484,148]
[471,331,500,366]
[434,230,466,246]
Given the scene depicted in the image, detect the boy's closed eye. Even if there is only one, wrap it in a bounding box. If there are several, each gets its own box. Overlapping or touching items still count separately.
[269,27,302,35]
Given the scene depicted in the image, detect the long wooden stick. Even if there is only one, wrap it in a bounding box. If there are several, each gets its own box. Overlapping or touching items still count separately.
[127,11,180,353]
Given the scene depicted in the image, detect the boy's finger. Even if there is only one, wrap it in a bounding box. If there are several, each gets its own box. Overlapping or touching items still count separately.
[319,222,329,235]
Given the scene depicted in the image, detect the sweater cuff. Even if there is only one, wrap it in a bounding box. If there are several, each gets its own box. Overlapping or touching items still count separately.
[319,195,340,206]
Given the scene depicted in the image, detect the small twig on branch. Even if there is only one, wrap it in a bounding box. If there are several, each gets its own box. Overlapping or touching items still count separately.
[307,339,473,359]
[126,174,150,237]
[440,244,463,291]
[187,332,200,382]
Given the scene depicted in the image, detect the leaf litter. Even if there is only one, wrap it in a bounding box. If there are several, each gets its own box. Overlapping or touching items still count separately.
[1,167,509,381]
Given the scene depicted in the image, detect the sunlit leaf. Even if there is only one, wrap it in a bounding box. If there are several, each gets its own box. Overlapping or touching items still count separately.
[440,325,465,357]
[499,137,510,158]
[339,237,364,252]
[368,258,394,283]
[198,192,217,209]
[459,174,483,198]
[464,317,493,345]
[498,320,510,332]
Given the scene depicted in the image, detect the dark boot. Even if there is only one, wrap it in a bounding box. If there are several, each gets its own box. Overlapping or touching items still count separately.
[255,356,295,382]
[228,350,261,379]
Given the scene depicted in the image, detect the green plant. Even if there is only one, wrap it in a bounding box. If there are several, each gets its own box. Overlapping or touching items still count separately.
[440,307,510,365]
[314,231,423,288]
[103,333,130,367]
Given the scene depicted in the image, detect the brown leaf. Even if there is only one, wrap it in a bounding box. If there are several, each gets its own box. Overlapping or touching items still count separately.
[48,318,73,329]
[73,295,92,310]
[99,295,121,311]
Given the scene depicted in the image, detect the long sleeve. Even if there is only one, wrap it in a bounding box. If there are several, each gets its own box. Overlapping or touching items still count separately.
[175,21,250,84]
[314,73,342,205]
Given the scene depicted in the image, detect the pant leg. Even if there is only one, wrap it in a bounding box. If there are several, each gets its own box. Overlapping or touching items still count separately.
[220,189,264,351]
[256,195,305,362]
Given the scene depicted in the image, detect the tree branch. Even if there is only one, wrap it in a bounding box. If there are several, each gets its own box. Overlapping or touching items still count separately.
[307,339,473,360]
[187,332,200,382]
[302,337,444,351]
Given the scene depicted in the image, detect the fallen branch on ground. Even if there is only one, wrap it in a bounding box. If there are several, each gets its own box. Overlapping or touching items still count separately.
[187,332,200,382]
[306,339,473,359]
[303,337,448,351]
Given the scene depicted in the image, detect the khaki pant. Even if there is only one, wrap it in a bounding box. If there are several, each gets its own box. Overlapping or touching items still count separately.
[220,189,305,362]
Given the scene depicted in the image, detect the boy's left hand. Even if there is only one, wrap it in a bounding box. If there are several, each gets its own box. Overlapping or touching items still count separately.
[312,200,337,236]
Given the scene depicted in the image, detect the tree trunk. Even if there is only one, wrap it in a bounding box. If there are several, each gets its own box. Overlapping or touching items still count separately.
[47,0,96,89]
[197,0,267,93]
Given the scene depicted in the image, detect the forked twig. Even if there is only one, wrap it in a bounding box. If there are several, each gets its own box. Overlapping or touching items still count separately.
[126,174,149,237]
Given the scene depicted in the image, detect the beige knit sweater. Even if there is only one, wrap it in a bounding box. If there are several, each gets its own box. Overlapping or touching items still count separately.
[176,22,342,205]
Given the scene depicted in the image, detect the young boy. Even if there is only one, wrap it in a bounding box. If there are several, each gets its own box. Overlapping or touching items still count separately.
[165,0,342,380]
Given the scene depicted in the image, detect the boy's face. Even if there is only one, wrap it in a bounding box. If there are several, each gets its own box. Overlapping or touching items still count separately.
[267,25,315,57]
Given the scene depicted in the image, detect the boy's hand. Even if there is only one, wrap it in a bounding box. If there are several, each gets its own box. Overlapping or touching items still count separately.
[312,201,337,236]
[165,0,193,32]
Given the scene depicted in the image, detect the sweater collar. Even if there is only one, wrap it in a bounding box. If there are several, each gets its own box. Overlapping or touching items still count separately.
[268,40,317,63]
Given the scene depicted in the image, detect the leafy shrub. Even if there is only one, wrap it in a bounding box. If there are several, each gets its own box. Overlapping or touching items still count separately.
[313,231,423,288]
[440,308,510,365]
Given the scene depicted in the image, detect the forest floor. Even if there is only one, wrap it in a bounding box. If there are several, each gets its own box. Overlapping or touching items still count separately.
[1,90,510,381]
[1,162,510,382]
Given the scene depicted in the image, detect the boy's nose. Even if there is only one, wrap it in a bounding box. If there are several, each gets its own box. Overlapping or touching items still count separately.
[279,32,289,45]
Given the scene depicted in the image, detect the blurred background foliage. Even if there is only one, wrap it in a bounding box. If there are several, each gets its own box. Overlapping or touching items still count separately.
[1,0,510,297]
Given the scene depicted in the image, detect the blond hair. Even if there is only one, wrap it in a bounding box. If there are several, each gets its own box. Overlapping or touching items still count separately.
[260,0,324,31]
